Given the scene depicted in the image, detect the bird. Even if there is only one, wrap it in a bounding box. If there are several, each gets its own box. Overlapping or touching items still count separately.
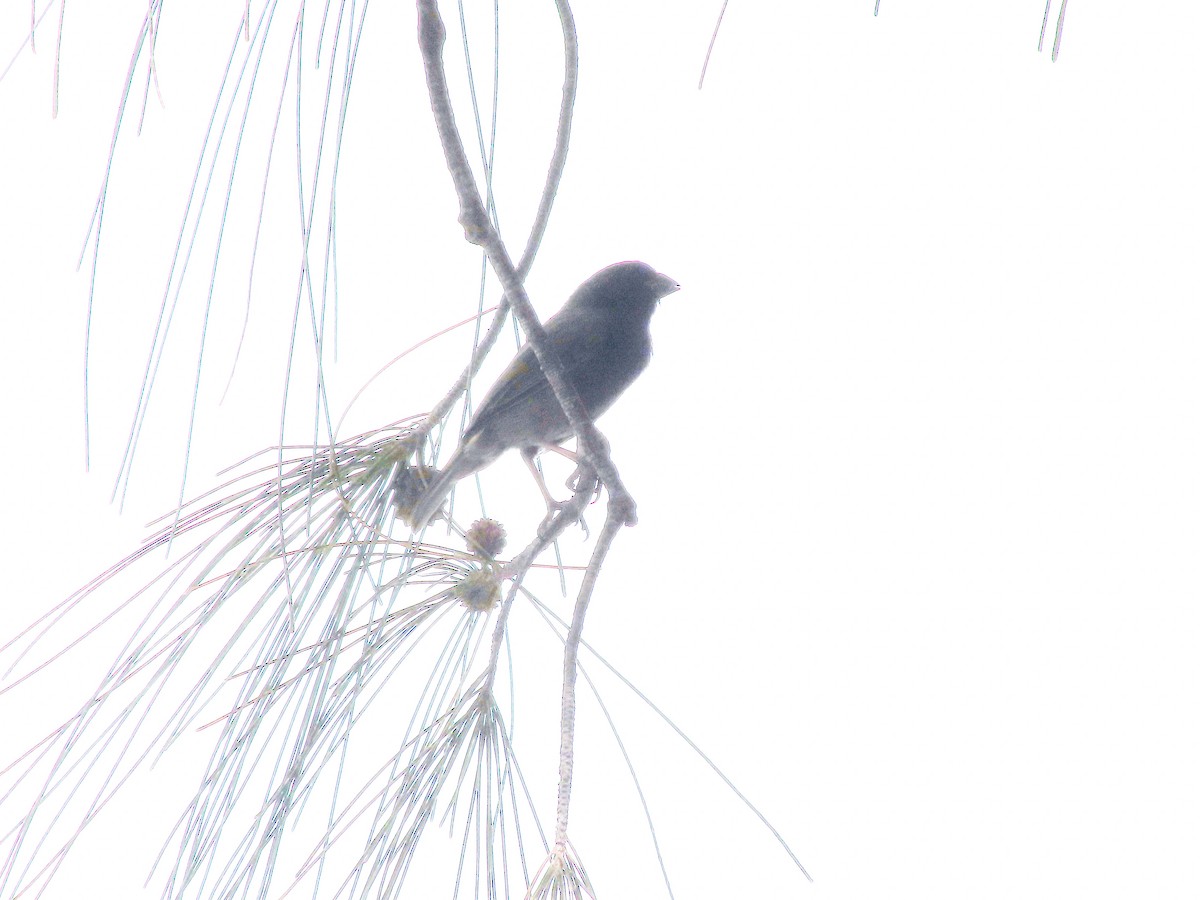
[407,260,680,531]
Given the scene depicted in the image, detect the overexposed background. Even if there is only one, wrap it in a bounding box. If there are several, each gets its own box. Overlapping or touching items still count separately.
[2,1,1198,898]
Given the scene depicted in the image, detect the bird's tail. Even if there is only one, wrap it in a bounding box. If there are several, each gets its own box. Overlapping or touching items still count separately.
[407,433,503,531]
[407,463,459,532]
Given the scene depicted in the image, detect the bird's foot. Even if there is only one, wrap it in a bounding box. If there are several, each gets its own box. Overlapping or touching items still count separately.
[538,500,590,541]
[564,466,603,504]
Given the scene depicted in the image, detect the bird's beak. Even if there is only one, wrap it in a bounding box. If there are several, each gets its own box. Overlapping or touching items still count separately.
[654,272,681,298]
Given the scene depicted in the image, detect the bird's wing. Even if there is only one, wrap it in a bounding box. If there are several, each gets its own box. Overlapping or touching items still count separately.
[463,308,612,441]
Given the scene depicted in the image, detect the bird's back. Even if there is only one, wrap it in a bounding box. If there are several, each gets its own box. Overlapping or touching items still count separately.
[463,304,652,450]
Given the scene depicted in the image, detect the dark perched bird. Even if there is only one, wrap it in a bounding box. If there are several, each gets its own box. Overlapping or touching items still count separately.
[408,261,680,530]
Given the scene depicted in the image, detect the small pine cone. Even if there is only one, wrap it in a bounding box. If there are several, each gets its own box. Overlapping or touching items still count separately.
[453,568,501,612]
[465,518,507,559]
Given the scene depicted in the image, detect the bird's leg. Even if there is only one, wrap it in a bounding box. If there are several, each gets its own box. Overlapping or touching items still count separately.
[534,458,598,541]
[521,446,568,513]
[563,430,607,503]
[541,444,599,499]
[543,445,578,463]
[524,442,603,529]
[530,444,602,504]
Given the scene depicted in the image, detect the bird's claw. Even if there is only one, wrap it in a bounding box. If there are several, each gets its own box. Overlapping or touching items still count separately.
[564,466,602,504]
[536,491,595,540]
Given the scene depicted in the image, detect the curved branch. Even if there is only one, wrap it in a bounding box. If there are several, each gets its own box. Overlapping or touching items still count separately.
[415,0,635,526]
[553,506,623,844]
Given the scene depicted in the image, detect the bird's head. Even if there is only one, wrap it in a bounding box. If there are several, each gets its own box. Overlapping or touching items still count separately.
[566,261,680,316]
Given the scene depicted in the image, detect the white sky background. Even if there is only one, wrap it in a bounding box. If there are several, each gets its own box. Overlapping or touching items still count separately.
[1,1,1199,898]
